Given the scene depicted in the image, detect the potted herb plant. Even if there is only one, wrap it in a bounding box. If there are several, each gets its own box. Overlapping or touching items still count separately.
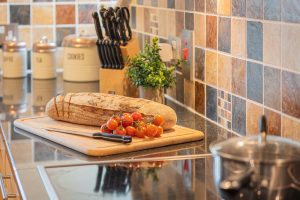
[127,37,180,103]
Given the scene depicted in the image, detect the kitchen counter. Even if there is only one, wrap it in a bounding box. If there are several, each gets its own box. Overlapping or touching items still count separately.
[0,73,235,200]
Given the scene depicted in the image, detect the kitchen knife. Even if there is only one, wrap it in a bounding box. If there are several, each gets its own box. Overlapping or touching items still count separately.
[121,7,132,41]
[99,7,109,38]
[44,127,132,144]
[92,12,104,40]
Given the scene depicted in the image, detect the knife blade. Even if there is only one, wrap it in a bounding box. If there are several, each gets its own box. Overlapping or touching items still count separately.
[44,127,132,144]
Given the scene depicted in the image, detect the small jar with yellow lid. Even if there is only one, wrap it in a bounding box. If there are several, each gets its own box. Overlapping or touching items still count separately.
[32,36,57,79]
[3,40,27,78]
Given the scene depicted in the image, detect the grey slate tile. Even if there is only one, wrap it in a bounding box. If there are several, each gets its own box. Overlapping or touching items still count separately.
[264,0,281,21]
[206,85,217,122]
[10,5,30,25]
[282,0,300,23]
[247,0,263,19]
[247,61,263,103]
[218,17,231,53]
[195,47,205,81]
[232,95,246,135]
[264,66,281,111]
[232,0,246,17]
[247,21,263,61]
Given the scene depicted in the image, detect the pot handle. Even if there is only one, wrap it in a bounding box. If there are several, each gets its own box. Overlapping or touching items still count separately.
[220,169,253,191]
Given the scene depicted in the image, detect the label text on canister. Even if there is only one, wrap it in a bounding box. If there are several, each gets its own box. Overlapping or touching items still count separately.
[67,53,85,60]
[3,56,13,63]
[35,57,43,63]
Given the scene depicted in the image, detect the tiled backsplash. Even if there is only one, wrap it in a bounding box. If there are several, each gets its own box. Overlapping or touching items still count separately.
[0,0,116,47]
[130,0,300,139]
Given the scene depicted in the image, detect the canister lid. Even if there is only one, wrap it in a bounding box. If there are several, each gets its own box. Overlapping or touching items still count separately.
[3,39,26,52]
[62,34,97,48]
[33,36,56,53]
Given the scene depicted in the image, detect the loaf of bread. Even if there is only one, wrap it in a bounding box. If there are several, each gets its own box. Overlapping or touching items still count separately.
[46,93,177,130]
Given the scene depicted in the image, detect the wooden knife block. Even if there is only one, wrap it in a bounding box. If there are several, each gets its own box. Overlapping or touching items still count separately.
[99,38,140,97]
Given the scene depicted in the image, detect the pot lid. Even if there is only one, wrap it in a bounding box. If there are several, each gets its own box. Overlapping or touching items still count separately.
[33,36,56,53]
[62,34,97,48]
[210,116,300,164]
[3,39,26,52]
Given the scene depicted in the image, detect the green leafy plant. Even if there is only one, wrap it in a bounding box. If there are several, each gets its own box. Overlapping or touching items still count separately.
[127,37,180,89]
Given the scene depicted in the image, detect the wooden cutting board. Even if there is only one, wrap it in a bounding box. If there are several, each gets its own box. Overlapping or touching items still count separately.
[14,116,204,157]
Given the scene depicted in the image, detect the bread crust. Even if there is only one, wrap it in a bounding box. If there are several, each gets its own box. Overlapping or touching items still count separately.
[46,93,177,130]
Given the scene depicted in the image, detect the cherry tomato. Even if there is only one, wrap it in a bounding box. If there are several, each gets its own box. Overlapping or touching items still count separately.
[110,115,121,125]
[125,126,136,136]
[121,114,133,127]
[100,124,113,133]
[131,112,143,121]
[155,126,163,137]
[146,124,158,138]
[136,126,146,138]
[153,115,165,126]
[106,118,119,130]
[115,126,127,135]
[134,120,146,128]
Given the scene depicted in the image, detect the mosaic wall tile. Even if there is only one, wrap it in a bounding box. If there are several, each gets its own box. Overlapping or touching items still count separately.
[10,5,30,25]
[0,0,6,2]
[232,95,246,135]
[56,27,75,46]
[195,47,205,81]
[232,58,246,97]
[206,85,217,122]
[218,0,231,16]
[218,90,232,129]
[18,27,31,48]
[264,109,281,136]
[130,6,137,29]
[263,22,281,67]
[282,116,300,141]
[143,0,151,6]
[206,0,217,14]
[146,8,158,34]
[0,5,7,24]
[247,21,263,61]
[282,71,300,119]
[264,0,281,21]
[232,0,246,17]
[175,11,184,37]
[32,5,53,25]
[33,0,52,2]
[195,81,205,115]
[78,25,96,36]
[78,4,97,24]
[176,73,184,103]
[231,18,246,58]
[195,0,205,12]
[264,66,281,111]
[247,0,263,19]
[184,79,195,109]
[167,0,175,8]
[136,6,144,32]
[218,54,232,92]
[247,62,263,103]
[206,15,217,49]
[151,0,158,6]
[137,0,143,5]
[158,0,167,7]
[185,12,194,30]
[185,0,194,11]
[246,102,263,135]
[32,27,54,43]
[282,24,300,73]
[175,0,185,10]
[282,0,300,23]
[205,50,217,86]
[194,13,206,47]
[218,17,231,53]
[56,5,75,25]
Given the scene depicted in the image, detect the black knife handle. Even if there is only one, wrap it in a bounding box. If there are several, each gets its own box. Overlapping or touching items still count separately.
[93,132,132,144]
[92,12,104,40]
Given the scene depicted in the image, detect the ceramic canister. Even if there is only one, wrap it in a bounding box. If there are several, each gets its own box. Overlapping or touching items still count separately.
[62,35,100,82]
[32,37,57,79]
[3,40,27,78]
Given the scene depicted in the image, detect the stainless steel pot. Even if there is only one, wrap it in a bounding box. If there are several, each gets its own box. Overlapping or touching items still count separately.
[210,116,300,200]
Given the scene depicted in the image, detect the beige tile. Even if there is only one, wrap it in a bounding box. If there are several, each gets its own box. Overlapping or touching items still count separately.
[18,27,31,49]
[168,10,176,37]
[184,79,195,109]
[32,5,53,25]
[231,18,246,58]
[263,22,281,67]
[78,25,96,36]
[0,5,7,24]
[218,0,231,16]
[195,13,206,47]
[143,0,151,6]
[32,27,54,43]
[218,54,232,92]
[8,0,29,3]
[282,116,300,141]
[282,24,300,72]
[205,50,217,86]
[246,102,263,136]
[158,9,168,37]
[158,0,168,7]
[136,6,144,32]
[175,0,185,10]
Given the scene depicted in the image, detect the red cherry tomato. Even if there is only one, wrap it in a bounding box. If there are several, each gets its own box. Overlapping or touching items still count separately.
[136,126,146,138]
[131,112,143,121]
[146,124,158,138]
[125,126,136,136]
[153,115,165,126]
[106,118,119,130]
[155,126,163,137]
[110,115,121,125]
[100,124,113,133]
[115,126,127,135]
[133,120,146,128]
[121,114,133,127]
